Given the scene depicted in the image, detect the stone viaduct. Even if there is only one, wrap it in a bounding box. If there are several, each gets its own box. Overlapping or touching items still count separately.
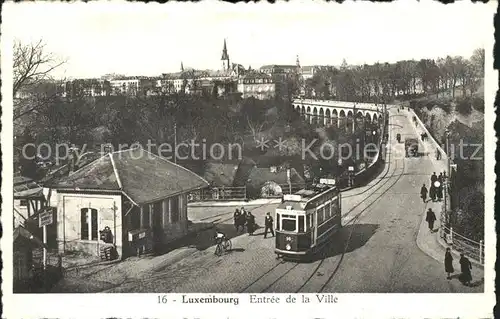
[292,98,386,132]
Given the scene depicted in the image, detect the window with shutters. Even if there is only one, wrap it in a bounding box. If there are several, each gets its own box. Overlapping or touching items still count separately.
[81,208,98,240]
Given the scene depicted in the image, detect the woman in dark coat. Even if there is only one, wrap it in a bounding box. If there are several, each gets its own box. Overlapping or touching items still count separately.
[246,212,255,236]
[425,208,436,231]
[444,247,454,279]
[459,253,472,285]
[420,184,428,203]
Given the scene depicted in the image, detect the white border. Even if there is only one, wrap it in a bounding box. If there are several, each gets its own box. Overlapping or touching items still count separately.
[1,1,496,318]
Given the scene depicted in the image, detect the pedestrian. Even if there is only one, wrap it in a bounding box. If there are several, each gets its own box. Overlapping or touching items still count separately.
[445,247,454,279]
[437,184,443,201]
[420,184,428,203]
[234,209,242,232]
[429,184,436,202]
[421,133,424,141]
[425,208,436,231]
[264,212,274,238]
[431,172,438,184]
[246,211,255,236]
[436,148,441,160]
[459,253,473,286]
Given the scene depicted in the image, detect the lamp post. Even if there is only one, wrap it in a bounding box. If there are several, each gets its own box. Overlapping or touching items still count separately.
[174,123,177,164]
[444,128,451,226]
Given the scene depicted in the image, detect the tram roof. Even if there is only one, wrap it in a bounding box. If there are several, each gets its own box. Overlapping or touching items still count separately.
[277,183,338,210]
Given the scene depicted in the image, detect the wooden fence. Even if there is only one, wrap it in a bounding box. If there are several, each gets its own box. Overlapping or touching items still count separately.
[188,186,247,202]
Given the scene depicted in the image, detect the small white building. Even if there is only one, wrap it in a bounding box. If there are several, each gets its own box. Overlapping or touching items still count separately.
[46,147,209,259]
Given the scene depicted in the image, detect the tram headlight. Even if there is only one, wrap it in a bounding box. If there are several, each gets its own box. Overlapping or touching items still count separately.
[285,244,291,251]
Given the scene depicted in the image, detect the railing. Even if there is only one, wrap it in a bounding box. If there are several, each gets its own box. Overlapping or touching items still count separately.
[439,213,484,265]
[188,186,247,202]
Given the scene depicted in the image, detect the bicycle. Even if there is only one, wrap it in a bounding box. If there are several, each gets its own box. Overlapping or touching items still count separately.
[214,237,232,256]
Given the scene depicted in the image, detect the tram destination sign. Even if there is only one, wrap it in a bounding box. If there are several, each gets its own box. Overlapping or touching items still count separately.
[39,209,54,228]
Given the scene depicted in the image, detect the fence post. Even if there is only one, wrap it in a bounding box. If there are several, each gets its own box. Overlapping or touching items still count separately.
[244,186,247,200]
[479,240,483,265]
[222,186,225,200]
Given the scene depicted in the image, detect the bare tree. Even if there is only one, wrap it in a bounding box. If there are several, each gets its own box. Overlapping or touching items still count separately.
[13,39,66,120]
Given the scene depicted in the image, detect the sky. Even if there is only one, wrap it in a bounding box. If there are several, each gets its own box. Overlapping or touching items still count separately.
[4,1,494,79]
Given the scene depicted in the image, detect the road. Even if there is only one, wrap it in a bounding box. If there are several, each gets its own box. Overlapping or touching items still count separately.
[52,107,484,293]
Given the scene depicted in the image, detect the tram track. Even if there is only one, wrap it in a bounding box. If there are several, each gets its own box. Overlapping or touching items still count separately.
[246,139,402,293]
[295,158,405,293]
[253,117,405,293]
[316,159,405,293]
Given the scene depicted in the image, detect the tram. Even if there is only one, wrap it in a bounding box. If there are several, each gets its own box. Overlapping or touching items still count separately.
[275,179,341,260]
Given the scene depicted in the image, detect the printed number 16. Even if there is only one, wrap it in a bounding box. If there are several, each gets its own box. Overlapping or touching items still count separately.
[158,295,168,304]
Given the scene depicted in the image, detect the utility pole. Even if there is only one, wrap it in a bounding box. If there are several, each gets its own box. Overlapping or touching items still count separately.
[352,103,357,134]
[174,123,177,164]
[444,128,451,224]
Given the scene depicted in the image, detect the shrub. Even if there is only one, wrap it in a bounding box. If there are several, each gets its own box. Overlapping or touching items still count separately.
[471,97,484,112]
[456,98,472,115]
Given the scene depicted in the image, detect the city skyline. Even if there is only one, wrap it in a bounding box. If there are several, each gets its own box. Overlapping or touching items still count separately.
[5,1,492,79]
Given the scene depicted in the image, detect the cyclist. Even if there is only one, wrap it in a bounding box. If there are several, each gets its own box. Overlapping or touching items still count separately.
[214,229,226,245]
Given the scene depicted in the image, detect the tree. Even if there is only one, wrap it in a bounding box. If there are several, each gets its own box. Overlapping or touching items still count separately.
[13,39,66,120]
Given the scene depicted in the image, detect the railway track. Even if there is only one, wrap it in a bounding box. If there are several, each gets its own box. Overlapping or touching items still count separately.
[244,116,407,293]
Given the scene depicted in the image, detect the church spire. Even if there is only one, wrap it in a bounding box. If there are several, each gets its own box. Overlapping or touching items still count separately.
[221,39,230,71]
[181,61,184,72]
[296,54,301,68]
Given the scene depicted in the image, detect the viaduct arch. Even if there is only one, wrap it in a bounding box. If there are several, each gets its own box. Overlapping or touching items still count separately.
[292,98,385,132]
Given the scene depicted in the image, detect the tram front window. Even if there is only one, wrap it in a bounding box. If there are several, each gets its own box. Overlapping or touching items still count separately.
[298,216,305,232]
[282,219,296,232]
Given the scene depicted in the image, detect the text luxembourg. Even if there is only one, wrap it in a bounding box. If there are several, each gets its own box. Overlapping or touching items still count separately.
[250,294,339,303]
[182,295,239,305]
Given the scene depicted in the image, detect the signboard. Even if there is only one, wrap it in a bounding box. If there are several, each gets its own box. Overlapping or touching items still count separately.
[39,209,54,228]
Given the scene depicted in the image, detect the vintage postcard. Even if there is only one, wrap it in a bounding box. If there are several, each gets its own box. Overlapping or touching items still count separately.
[1,1,496,318]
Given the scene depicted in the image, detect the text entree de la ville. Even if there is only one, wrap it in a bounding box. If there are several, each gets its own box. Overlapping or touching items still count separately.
[250,294,339,304]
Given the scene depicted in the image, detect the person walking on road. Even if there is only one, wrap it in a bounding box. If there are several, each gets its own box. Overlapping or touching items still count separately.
[425,208,437,231]
[459,253,473,286]
[445,247,454,279]
[429,184,436,202]
[430,172,438,201]
[436,185,443,201]
[436,148,442,160]
[234,209,244,232]
[246,211,255,236]
[431,172,438,184]
[420,184,428,203]
[264,212,275,238]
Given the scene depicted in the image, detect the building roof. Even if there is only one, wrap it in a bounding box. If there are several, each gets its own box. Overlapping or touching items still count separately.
[13,176,43,199]
[260,65,297,70]
[49,147,209,205]
[301,66,315,72]
[241,72,273,80]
